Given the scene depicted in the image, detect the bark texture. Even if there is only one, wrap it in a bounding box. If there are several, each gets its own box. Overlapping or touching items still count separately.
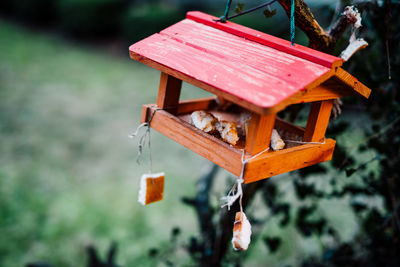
[278,0,359,53]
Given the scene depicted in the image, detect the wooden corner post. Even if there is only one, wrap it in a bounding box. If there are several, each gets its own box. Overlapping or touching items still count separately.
[303,100,333,142]
[157,72,182,114]
[245,113,276,155]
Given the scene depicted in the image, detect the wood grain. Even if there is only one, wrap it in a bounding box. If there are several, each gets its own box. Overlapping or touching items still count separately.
[130,51,268,115]
[141,101,335,183]
[130,16,371,114]
[186,11,343,69]
[130,34,315,111]
[303,100,333,142]
[157,72,182,114]
[245,113,276,155]
[244,138,336,183]
[176,97,217,114]
[335,68,371,98]
[275,117,305,137]
[160,19,331,91]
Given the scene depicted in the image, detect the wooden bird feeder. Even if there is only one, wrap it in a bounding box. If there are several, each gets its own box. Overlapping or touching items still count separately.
[129,12,371,184]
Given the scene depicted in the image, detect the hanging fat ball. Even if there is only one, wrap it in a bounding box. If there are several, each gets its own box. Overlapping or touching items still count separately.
[138,173,165,205]
[232,211,252,250]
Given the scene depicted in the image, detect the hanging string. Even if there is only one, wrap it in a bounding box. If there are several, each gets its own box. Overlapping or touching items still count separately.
[290,0,296,45]
[219,0,233,22]
[216,0,278,22]
[221,146,270,211]
[129,107,160,173]
[221,134,327,211]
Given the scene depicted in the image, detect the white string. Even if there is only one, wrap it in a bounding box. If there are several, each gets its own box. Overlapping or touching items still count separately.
[221,146,270,211]
[128,122,148,139]
[284,137,326,145]
[129,108,160,173]
[221,136,325,211]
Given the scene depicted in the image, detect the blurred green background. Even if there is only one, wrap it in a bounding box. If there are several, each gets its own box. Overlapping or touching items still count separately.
[0,0,399,266]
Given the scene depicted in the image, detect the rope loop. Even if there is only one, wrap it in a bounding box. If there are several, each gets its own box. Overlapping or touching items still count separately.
[221,147,270,211]
[129,107,161,173]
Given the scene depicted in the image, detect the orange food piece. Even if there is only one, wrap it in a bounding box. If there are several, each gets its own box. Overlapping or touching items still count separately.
[138,173,165,205]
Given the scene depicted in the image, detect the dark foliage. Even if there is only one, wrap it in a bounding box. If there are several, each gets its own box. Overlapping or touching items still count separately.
[264,237,281,253]
[26,243,120,267]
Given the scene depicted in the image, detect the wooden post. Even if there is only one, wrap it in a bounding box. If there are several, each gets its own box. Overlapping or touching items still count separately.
[156,72,182,114]
[303,100,333,142]
[245,113,276,155]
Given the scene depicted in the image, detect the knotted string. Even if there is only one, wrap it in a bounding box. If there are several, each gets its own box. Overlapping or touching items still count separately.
[221,146,270,212]
[290,0,296,45]
[221,135,325,211]
[129,108,160,173]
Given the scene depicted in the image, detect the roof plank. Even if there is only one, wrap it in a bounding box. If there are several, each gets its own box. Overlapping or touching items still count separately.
[160,19,331,92]
[130,33,310,111]
[129,12,370,113]
[186,11,343,69]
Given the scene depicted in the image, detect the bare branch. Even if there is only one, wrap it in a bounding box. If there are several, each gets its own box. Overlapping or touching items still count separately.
[182,164,218,265]
[277,0,331,51]
[329,6,361,46]
[277,1,364,54]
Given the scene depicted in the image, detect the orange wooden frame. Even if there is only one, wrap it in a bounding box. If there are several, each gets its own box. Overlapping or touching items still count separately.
[141,98,336,183]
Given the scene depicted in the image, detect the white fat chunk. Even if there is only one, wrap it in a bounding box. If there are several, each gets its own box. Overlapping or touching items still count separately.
[191,111,217,133]
[216,120,239,145]
[270,129,285,151]
[232,212,252,251]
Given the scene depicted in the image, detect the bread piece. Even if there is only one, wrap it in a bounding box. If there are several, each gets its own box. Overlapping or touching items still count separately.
[191,111,218,133]
[216,120,239,146]
[232,212,252,251]
[138,173,165,205]
[270,129,285,151]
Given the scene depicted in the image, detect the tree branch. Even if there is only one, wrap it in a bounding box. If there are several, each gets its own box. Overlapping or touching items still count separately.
[277,0,361,53]
[182,164,219,266]
[278,0,331,51]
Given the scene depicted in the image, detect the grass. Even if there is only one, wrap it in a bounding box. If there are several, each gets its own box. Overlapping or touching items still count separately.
[0,18,380,267]
[0,19,213,266]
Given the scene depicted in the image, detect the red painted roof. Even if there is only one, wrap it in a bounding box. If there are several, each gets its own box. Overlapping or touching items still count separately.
[130,12,345,109]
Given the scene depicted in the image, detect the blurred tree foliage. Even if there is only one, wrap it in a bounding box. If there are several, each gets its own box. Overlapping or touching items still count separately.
[0,0,186,40]
[0,0,282,43]
[0,0,222,42]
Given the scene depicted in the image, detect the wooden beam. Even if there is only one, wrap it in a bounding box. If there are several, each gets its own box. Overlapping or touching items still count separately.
[245,113,276,155]
[140,104,151,123]
[156,72,182,114]
[176,97,217,115]
[303,100,333,142]
[275,117,305,137]
[335,68,371,99]
[244,139,335,183]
